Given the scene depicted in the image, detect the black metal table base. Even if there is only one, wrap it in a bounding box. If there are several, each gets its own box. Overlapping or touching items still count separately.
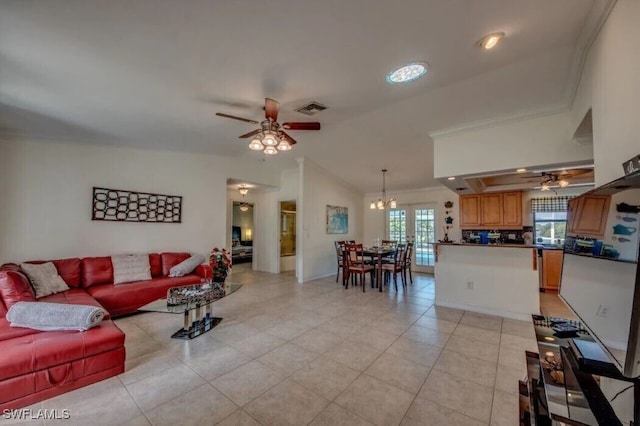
[171,316,223,340]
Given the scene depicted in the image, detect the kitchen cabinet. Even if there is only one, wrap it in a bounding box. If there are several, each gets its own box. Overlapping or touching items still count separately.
[541,249,563,292]
[567,195,611,237]
[459,191,523,229]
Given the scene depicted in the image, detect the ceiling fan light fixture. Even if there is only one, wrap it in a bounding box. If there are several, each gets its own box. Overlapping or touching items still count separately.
[263,146,278,155]
[249,138,264,150]
[478,32,505,50]
[558,179,570,188]
[386,62,428,84]
[541,183,550,191]
[277,139,291,151]
[262,132,278,147]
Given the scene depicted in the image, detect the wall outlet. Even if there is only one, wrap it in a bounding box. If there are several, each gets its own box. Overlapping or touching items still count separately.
[597,305,610,318]
[466,281,474,290]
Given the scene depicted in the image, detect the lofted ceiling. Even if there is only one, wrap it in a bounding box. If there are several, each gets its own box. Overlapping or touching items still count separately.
[0,0,605,192]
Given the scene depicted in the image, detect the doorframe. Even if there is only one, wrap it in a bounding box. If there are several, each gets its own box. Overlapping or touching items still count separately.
[228,199,257,272]
[277,199,298,278]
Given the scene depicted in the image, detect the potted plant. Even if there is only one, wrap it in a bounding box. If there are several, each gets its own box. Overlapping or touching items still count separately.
[209,247,232,283]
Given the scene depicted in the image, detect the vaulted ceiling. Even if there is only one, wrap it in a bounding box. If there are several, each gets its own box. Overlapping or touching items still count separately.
[0,0,605,192]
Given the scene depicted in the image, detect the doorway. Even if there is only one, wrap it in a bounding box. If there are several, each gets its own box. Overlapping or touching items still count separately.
[280,201,296,272]
[387,204,436,274]
[232,201,254,272]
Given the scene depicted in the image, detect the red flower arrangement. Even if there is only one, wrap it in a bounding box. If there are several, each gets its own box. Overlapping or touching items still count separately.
[209,247,232,282]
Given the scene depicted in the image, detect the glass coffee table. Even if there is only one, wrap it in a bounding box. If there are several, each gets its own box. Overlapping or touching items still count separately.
[139,282,242,339]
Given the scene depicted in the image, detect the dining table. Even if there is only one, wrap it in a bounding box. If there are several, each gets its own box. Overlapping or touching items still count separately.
[363,246,395,292]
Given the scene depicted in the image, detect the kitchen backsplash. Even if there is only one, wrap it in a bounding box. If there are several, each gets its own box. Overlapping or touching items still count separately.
[461,227,533,244]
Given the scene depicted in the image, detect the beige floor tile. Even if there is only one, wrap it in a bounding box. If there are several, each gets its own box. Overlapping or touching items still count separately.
[498,345,528,371]
[419,369,494,423]
[184,345,251,380]
[324,340,383,371]
[215,410,261,426]
[402,398,487,426]
[211,322,262,344]
[121,350,182,385]
[452,324,501,344]
[265,319,313,340]
[459,312,503,332]
[258,342,318,375]
[424,305,464,323]
[230,331,286,358]
[444,335,499,364]
[335,374,415,426]
[365,352,430,394]
[119,415,151,426]
[386,336,442,367]
[292,357,360,400]
[41,377,142,426]
[433,349,497,388]
[292,328,344,354]
[125,364,206,411]
[499,333,538,353]
[490,389,520,426]
[375,319,412,336]
[403,324,451,347]
[414,315,458,333]
[145,384,237,426]
[212,360,285,406]
[495,363,527,396]
[501,318,536,339]
[347,327,399,351]
[310,403,374,426]
[244,379,330,426]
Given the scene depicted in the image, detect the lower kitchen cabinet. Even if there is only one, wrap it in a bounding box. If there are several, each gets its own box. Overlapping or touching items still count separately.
[541,249,563,292]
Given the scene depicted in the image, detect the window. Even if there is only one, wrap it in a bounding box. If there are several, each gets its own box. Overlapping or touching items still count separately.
[415,208,436,267]
[534,212,567,245]
[388,210,407,243]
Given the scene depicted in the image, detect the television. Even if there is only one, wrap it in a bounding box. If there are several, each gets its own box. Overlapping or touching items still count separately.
[560,171,640,378]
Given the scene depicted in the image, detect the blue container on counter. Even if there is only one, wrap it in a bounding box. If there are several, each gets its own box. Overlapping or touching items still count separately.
[479,232,489,245]
[591,240,603,256]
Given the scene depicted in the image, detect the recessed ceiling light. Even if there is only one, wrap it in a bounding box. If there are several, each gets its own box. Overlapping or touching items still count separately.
[478,32,505,50]
[386,62,428,84]
[516,168,527,173]
[447,177,456,181]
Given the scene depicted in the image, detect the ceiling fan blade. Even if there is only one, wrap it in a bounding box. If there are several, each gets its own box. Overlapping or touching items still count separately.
[264,98,279,122]
[215,113,259,125]
[238,129,262,139]
[280,131,297,146]
[282,122,321,130]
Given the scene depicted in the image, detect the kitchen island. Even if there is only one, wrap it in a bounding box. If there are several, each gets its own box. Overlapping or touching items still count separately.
[434,243,540,321]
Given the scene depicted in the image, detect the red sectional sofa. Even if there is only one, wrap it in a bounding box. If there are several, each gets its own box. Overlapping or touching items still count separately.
[0,252,212,410]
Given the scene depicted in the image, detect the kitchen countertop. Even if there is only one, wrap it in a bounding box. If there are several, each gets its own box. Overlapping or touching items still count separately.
[436,242,564,250]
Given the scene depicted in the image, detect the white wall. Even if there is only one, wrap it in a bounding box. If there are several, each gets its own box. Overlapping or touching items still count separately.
[432,111,593,179]
[299,159,363,282]
[364,186,460,244]
[0,137,281,263]
[571,0,640,186]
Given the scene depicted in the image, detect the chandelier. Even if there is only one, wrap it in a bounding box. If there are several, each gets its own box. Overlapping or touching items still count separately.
[247,122,292,155]
[238,185,250,211]
[370,169,396,210]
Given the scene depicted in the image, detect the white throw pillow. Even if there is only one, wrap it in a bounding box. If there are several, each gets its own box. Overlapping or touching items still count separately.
[169,254,205,277]
[111,254,151,284]
[20,262,70,298]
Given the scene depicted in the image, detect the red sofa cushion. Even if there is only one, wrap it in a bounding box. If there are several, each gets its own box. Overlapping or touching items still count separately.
[81,257,113,288]
[24,258,82,287]
[149,253,162,277]
[86,275,202,316]
[160,252,190,276]
[0,271,36,313]
[0,319,124,382]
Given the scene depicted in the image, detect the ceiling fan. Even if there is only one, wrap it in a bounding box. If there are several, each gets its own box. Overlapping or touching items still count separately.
[524,169,592,191]
[216,98,320,155]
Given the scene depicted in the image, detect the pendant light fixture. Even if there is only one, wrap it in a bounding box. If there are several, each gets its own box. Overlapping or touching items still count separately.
[369,169,396,210]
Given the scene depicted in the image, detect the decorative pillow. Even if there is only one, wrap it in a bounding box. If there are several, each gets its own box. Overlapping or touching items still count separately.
[111,254,151,284]
[169,254,205,277]
[20,262,70,298]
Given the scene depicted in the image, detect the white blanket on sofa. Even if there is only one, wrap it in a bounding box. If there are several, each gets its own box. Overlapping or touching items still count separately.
[7,302,105,331]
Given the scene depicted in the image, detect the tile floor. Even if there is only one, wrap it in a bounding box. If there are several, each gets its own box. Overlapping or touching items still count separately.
[19,271,570,425]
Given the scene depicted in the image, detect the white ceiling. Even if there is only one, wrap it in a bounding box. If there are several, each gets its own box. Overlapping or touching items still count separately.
[0,0,602,192]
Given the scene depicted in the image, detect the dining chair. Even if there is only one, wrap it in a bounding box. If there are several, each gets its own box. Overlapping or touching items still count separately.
[382,240,398,263]
[402,242,414,285]
[344,243,374,292]
[382,244,406,291]
[334,241,346,283]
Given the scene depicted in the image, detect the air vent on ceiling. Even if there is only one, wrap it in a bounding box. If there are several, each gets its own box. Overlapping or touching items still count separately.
[295,101,327,116]
[455,187,467,192]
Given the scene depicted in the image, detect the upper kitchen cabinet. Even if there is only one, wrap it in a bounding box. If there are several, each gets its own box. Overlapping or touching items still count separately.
[460,191,523,229]
[567,194,611,237]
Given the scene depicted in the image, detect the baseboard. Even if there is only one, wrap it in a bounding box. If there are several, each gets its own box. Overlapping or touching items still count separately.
[435,299,538,322]
[301,272,335,283]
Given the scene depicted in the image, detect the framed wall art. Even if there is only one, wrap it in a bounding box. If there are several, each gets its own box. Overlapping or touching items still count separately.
[92,187,182,223]
[326,205,348,234]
